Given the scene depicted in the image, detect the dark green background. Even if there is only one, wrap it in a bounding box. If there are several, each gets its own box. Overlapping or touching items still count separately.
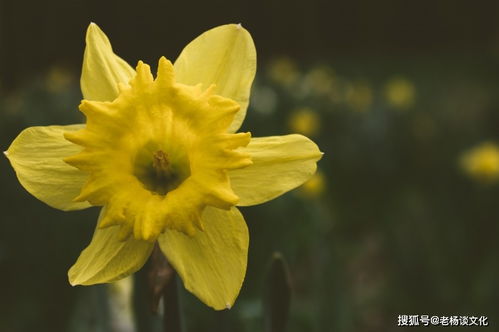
[1,1,499,331]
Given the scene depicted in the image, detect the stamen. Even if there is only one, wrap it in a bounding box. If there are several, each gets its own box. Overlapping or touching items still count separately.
[153,150,170,175]
[133,145,188,196]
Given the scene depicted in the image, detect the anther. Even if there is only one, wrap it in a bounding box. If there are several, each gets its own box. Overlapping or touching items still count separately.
[153,150,169,174]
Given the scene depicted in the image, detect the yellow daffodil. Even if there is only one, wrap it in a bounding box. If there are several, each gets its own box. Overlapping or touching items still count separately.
[345,80,372,112]
[4,23,322,310]
[384,77,416,110]
[288,107,320,137]
[299,170,326,197]
[267,57,299,86]
[460,142,499,183]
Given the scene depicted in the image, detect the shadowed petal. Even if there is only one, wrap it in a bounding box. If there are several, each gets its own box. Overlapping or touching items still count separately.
[69,208,154,285]
[158,206,248,310]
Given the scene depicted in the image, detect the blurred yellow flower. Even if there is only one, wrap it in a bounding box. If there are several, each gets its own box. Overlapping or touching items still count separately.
[460,142,499,182]
[303,66,335,96]
[300,170,326,197]
[345,80,372,112]
[267,57,299,86]
[45,66,74,93]
[4,93,23,116]
[5,23,322,310]
[384,77,416,109]
[288,107,320,136]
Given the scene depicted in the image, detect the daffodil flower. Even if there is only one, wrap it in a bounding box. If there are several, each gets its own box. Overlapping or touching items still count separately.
[5,23,322,310]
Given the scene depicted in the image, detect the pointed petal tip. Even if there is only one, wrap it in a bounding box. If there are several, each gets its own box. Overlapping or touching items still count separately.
[232,23,248,34]
[68,273,78,286]
[3,150,8,157]
[86,22,101,35]
[226,302,232,309]
[69,277,85,286]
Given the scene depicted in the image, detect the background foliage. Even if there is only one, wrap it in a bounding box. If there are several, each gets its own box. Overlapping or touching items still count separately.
[1,1,499,331]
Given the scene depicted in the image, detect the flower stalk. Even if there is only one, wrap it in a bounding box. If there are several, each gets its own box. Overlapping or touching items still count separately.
[148,245,182,332]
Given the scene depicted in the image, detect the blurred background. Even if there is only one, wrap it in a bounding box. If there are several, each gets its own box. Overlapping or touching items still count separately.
[2,1,499,331]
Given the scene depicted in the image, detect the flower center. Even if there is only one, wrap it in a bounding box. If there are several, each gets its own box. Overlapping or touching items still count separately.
[133,142,190,195]
[64,57,252,240]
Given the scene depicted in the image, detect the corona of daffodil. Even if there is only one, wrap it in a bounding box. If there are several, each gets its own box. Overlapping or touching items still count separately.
[5,23,322,310]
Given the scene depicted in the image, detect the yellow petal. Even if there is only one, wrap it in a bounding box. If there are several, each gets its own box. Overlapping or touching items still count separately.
[5,125,91,211]
[174,24,256,133]
[69,208,154,285]
[230,134,323,206]
[158,206,249,310]
[81,23,135,102]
